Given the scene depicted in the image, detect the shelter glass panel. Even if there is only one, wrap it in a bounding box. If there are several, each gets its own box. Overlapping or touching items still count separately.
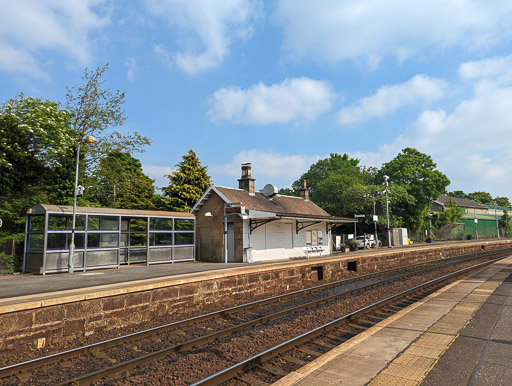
[175,219,194,230]
[130,218,147,232]
[150,233,173,246]
[86,250,118,266]
[48,214,85,230]
[47,233,84,250]
[46,251,84,270]
[87,233,119,248]
[130,233,147,246]
[175,232,194,245]
[174,246,194,260]
[27,234,44,250]
[149,248,172,262]
[150,218,173,231]
[29,215,45,232]
[88,216,119,231]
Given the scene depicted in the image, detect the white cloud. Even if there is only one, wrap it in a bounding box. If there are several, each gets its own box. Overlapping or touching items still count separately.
[0,0,109,76]
[459,55,512,86]
[275,0,512,68]
[364,80,512,196]
[125,57,138,81]
[210,150,322,189]
[338,75,447,125]
[147,0,262,75]
[143,165,174,188]
[208,77,334,124]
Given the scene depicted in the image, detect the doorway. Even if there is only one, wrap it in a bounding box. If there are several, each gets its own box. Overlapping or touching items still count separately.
[227,222,235,262]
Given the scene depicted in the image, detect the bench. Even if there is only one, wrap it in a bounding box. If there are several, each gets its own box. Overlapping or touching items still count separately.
[303,246,324,258]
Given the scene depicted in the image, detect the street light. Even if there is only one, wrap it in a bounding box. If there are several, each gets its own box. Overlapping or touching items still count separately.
[383,175,392,248]
[68,135,97,273]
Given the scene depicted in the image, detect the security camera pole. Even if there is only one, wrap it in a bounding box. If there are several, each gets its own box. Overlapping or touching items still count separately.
[68,135,97,273]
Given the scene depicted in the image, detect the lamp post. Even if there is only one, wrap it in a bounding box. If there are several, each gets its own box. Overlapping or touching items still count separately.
[68,135,97,273]
[383,175,392,248]
[494,201,500,239]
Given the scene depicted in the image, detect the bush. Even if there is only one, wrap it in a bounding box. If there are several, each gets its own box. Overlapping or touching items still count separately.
[0,252,17,274]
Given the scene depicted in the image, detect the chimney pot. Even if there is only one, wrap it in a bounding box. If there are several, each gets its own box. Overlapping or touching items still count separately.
[238,163,255,194]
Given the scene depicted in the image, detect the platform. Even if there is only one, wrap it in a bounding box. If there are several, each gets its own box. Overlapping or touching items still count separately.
[275,256,512,385]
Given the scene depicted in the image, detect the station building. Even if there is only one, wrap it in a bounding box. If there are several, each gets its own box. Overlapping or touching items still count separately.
[191,164,356,263]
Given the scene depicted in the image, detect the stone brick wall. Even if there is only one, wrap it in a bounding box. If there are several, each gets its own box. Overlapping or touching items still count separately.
[1,240,510,360]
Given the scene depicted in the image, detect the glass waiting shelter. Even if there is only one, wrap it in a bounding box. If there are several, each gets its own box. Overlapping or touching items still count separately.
[24,204,195,274]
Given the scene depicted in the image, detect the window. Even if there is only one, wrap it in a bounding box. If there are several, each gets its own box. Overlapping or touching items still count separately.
[47,233,84,250]
[150,233,173,246]
[175,219,194,231]
[88,216,119,231]
[29,215,45,232]
[27,234,44,250]
[87,233,119,248]
[175,232,194,245]
[129,218,147,232]
[48,214,85,230]
[150,218,173,231]
[130,233,147,246]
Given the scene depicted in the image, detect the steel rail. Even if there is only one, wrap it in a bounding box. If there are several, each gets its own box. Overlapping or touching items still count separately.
[192,255,509,385]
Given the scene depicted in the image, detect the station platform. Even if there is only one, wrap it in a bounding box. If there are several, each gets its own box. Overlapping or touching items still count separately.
[275,256,512,385]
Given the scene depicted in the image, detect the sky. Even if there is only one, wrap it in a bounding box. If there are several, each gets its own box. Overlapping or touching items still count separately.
[2,0,512,198]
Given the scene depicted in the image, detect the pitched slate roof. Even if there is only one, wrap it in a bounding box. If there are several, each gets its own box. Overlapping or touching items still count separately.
[192,185,355,222]
[436,195,487,209]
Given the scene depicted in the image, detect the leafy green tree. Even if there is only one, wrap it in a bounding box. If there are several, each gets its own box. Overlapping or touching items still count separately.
[0,95,74,236]
[65,64,151,173]
[162,150,211,212]
[379,148,450,229]
[494,196,511,208]
[447,190,467,199]
[467,191,493,205]
[87,151,156,210]
[499,209,512,237]
[291,153,365,216]
[0,94,73,198]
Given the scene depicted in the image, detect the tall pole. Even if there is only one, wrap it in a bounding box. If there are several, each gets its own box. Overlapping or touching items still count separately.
[223,204,228,264]
[372,194,378,243]
[495,201,500,239]
[384,175,392,248]
[68,142,81,273]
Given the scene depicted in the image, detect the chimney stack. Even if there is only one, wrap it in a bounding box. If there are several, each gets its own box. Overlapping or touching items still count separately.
[300,179,310,201]
[238,163,255,195]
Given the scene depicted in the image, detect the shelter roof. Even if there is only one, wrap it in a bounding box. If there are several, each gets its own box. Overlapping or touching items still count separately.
[27,204,194,218]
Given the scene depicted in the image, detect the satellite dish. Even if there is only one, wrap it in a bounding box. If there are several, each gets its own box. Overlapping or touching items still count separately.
[262,184,278,197]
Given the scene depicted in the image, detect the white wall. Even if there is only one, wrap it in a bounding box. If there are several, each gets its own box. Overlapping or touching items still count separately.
[247,220,330,262]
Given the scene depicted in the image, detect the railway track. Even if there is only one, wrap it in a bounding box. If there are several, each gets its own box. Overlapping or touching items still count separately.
[0,248,510,385]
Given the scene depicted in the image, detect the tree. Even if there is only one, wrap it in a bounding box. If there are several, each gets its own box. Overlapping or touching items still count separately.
[65,64,151,171]
[162,150,211,212]
[0,94,73,198]
[379,148,450,229]
[499,209,512,237]
[87,151,156,210]
[291,153,365,217]
[494,196,511,208]
[0,95,74,236]
[447,190,467,199]
[466,191,493,205]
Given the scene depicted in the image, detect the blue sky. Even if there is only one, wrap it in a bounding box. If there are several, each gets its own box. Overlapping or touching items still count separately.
[2,0,512,198]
